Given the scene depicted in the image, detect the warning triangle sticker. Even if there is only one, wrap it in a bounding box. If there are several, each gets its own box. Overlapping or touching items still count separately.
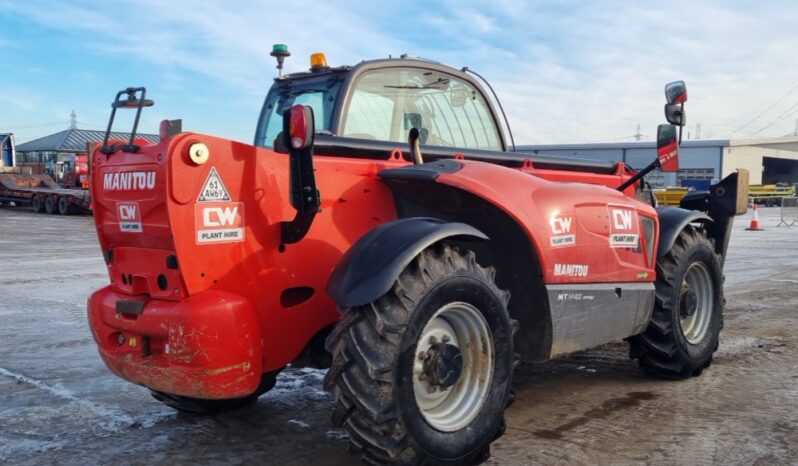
[197,167,231,202]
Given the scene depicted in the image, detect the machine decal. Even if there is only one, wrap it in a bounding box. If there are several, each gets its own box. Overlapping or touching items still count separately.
[556,292,595,302]
[549,213,576,248]
[195,202,245,244]
[103,171,156,191]
[197,167,231,202]
[609,207,640,248]
[116,202,142,233]
[553,263,589,277]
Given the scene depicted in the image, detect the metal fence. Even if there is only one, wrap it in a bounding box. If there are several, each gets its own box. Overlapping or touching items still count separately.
[777,197,798,227]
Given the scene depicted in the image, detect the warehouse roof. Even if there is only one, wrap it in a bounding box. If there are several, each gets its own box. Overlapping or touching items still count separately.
[16,128,159,153]
[518,138,730,152]
[518,136,798,152]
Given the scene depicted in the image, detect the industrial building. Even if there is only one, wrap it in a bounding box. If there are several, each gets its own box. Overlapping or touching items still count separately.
[12,127,159,183]
[16,127,159,166]
[519,137,798,187]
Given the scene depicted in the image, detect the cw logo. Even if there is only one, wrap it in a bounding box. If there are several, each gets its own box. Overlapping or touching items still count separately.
[612,209,633,230]
[203,206,238,227]
[551,216,573,235]
[118,204,137,220]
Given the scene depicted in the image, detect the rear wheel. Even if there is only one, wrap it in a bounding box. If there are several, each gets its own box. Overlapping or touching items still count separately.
[57,196,71,215]
[629,226,723,378]
[31,195,45,213]
[150,369,281,414]
[324,244,515,465]
[44,195,57,214]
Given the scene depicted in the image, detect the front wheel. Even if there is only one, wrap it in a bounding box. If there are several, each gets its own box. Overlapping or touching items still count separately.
[629,226,723,378]
[324,243,515,465]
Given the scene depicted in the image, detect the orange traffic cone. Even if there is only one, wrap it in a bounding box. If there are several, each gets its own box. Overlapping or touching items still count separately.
[746,203,764,231]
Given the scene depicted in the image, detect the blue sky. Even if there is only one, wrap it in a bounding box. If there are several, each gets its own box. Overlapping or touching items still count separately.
[2,0,798,144]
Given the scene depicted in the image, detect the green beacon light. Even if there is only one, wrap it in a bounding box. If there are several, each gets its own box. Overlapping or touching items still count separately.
[271,44,291,78]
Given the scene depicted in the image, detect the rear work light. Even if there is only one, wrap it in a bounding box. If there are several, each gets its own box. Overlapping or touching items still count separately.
[287,105,314,150]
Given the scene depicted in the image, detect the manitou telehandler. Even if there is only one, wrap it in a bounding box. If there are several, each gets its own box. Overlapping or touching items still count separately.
[87,47,748,465]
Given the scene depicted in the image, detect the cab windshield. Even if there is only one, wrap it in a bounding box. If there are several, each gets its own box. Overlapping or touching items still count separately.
[255,77,342,149]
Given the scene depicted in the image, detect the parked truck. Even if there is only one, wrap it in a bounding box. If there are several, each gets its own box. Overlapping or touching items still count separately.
[0,134,91,214]
[86,50,748,465]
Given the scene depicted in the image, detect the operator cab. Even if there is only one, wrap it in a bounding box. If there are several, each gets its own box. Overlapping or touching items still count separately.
[254,52,507,153]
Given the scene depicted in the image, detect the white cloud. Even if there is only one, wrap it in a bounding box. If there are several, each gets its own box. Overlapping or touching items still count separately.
[4,0,798,144]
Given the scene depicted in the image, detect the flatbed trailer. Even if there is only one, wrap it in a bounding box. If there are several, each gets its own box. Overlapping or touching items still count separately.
[0,172,91,214]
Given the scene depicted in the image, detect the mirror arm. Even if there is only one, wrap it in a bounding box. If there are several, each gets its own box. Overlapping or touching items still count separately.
[279,144,320,245]
[678,102,684,144]
[281,209,318,245]
[617,159,659,192]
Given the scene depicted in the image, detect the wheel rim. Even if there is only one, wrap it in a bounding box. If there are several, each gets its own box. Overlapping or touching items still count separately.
[413,302,494,432]
[679,262,713,344]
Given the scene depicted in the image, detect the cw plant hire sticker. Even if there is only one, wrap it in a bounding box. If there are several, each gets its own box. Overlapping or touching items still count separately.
[608,206,640,248]
[195,167,244,244]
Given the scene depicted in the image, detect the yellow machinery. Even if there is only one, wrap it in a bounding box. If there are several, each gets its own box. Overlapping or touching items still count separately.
[749,184,796,206]
[654,187,691,206]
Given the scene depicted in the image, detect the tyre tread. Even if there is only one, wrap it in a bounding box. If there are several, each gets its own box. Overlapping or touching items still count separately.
[324,243,512,465]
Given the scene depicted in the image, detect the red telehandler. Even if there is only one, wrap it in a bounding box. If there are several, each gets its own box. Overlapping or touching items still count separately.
[87,49,748,465]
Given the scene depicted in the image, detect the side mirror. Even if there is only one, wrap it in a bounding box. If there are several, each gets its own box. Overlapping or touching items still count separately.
[664,81,687,143]
[665,81,687,105]
[657,124,679,172]
[664,103,686,126]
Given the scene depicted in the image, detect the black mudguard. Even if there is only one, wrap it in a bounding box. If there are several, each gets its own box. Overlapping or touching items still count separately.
[326,217,488,308]
[656,207,712,258]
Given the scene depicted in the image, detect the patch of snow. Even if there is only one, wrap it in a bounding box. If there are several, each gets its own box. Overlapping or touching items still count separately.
[288,419,311,429]
[326,429,348,441]
[0,366,175,438]
[718,336,762,354]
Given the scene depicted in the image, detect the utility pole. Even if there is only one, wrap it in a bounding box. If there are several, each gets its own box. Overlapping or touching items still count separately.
[70,110,77,130]
[696,122,701,139]
[794,118,797,136]
[634,123,642,141]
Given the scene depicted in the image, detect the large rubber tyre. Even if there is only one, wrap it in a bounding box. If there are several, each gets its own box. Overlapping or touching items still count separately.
[150,369,281,414]
[324,243,515,465]
[44,195,57,215]
[629,226,723,378]
[57,196,71,215]
[31,195,45,213]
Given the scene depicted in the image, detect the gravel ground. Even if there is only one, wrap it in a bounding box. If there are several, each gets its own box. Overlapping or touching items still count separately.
[0,206,795,465]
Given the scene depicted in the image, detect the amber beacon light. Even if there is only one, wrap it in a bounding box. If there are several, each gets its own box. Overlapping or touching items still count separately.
[310,52,328,70]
